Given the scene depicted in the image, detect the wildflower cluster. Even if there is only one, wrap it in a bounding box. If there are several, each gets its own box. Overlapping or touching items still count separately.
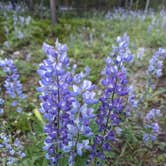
[0,59,26,113]
[3,11,31,48]
[38,41,99,165]
[12,15,31,39]
[143,109,161,142]
[65,71,97,165]
[137,48,166,107]
[0,1,27,12]
[105,8,154,21]
[0,59,26,165]
[38,35,135,165]
[147,48,166,79]
[38,34,165,165]
[88,34,133,162]
[38,42,73,164]
[0,133,25,165]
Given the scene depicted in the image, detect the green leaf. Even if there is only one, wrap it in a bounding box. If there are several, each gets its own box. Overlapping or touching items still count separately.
[33,108,45,125]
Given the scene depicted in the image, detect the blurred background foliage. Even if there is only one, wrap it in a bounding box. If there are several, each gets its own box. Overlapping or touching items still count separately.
[2,0,166,11]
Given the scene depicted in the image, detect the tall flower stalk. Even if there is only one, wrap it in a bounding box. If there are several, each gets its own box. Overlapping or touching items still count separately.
[0,59,26,165]
[147,48,166,89]
[0,59,26,113]
[88,34,133,164]
[66,71,97,165]
[38,41,73,164]
[137,48,166,114]
[38,41,97,165]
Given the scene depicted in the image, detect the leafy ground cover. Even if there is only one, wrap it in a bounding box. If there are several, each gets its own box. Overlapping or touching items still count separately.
[0,4,166,166]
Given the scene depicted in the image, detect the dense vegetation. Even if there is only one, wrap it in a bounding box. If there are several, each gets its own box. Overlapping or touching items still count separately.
[0,1,166,166]
[2,0,166,10]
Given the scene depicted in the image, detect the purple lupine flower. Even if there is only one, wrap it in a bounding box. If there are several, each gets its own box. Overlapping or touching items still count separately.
[146,109,161,121]
[68,152,76,166]
[38,41,97,165]
[90,34,133,161]
[65,76,96,160]
[0,59,26,113]
[19,16,25,25]
[0,95,4,114]
[25,16,31,25]
[138,48,166,107]
[76,140,90,156]
[144,123,160,134]
[3,41,9,48]
[143,133,157,142]
[143,109,161,143]
[127,85,138,111]
[0,133,25,165]
[150,123,160,133]
[38,41,73,164]
[147,48,166,78]
[17,31,24,39]
[143,125,160,142]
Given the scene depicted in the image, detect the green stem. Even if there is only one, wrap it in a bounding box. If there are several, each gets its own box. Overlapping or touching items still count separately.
[55,57,61,158]
[74,126,80,153]
[103,77,117,135]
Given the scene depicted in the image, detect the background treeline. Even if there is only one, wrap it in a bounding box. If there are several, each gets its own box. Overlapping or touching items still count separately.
[4,0,166,11]
[3,0,166,24]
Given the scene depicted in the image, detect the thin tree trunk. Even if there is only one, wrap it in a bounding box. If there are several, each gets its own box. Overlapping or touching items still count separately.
[29,0,33,11]
[125,0,128,9]
[145,0,150,13]
[65,0,68,6]
[98,0,102,11]
[84,0,87,12]
[39,0,44,18]
[162,0,166,8]
[136,0,139,10]
[50,0,57,25]
[129,0,133,9]
[25,0,33,11]
[76,0,81,17]
[118,0,122,7]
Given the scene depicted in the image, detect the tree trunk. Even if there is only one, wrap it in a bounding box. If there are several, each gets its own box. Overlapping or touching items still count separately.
[118,0,122,7]
[129,0,133,9]
[125,0,128,9]
[75,0,82,16]
[135,0,139,10]
[162,0,166,8]
[64,0,69,6]
[29,0,33,10]
[50,0,57,25]
[24,0,33,11]
[98,0,102,11]
[39,0,44,18]
[145,0,150,13]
